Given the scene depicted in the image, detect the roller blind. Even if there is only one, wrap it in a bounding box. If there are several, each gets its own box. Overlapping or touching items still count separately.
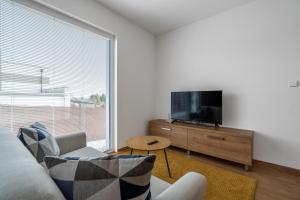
[0,0,110,144]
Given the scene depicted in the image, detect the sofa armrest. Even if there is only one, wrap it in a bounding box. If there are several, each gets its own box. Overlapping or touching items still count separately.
[153,172,207,200]
[55,132,87,155]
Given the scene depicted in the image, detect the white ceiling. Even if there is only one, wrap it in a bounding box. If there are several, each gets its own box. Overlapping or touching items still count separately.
[96,0,255,35]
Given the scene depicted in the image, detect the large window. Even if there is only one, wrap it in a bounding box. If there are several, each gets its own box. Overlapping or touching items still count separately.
[0,0,113,151]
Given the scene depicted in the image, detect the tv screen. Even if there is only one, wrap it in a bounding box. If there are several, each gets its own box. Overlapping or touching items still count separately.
[171,91,222,125]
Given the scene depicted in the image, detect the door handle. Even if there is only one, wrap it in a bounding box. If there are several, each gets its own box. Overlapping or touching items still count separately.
[161,127,171,131]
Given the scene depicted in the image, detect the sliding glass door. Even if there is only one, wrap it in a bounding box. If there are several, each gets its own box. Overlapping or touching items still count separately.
[0,0,112,151]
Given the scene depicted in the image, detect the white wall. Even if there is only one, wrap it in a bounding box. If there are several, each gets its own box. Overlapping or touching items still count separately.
[38,0,156,149]
[155,0,300,169]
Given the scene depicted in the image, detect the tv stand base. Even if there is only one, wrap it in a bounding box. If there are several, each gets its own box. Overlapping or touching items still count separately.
[187,150,191,156]
[149,119,254,171]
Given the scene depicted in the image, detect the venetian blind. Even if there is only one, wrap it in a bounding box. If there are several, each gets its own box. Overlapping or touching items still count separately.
[0,0,109,143]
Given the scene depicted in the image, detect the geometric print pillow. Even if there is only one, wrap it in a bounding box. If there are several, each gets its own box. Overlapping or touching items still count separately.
[17,122,60,163]
[44,154,156,200]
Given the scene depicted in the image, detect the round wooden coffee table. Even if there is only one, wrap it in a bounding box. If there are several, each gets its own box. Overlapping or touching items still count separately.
[126,135,172,177]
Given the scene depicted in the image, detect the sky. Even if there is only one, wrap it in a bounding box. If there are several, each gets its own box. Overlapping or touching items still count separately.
[0,0,109,98]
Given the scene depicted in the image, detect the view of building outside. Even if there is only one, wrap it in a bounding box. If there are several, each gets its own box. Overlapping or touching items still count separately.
[0,0,110,150]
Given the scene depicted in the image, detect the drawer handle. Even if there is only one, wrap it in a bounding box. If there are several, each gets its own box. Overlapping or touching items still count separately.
[161,127,171,131]
[207,135,225,141]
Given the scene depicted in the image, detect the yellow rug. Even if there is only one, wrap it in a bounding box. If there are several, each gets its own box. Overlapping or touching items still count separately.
[117,149,256,200]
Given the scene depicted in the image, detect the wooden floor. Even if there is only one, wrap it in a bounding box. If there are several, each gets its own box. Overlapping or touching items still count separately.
[168,147,300,200]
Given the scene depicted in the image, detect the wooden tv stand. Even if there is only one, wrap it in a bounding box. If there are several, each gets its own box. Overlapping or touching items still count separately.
[148,119,254,170]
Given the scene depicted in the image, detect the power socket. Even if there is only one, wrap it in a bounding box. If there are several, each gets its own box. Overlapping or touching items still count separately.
[288,80,299,88]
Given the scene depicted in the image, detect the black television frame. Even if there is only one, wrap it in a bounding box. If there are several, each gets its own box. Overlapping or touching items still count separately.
[171,90,222,127]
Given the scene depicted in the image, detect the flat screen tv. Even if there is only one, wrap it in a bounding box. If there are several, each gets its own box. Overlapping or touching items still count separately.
[171,91,222,125]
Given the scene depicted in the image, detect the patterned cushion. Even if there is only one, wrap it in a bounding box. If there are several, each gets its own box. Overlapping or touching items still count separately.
[44,155,156,200]
[17,122,60,162]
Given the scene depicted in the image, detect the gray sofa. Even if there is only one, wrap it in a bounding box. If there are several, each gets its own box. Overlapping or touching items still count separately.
[0,128,206,200]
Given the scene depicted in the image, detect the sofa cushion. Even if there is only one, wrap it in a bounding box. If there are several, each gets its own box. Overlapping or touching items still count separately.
[44,155,156,200]
[61,146,107,159]
[0,128,65,200]
[30,122,60,155]
[17,122,60,162]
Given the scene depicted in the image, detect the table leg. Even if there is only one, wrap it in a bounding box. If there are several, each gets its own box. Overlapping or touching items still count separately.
[130,148,133,155]
[164,148,171,178]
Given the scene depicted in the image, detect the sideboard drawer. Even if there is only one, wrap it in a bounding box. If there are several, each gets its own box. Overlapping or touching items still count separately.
[170,127,188,148]
[149,121,171,139]
[188,129,252,165]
